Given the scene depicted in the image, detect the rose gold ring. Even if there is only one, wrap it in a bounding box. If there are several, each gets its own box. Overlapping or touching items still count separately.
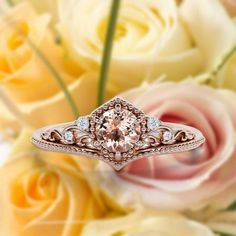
[32,97,205,171]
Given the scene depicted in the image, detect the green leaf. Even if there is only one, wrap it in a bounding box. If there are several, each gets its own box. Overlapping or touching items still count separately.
[6,0,14,6]
[226,201,236,211]
[97,0,121,106]
[26,39,79,118]
[216,233,234,236]
[215,201,236,236]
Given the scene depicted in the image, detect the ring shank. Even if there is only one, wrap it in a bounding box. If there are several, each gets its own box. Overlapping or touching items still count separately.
[32,121,205,156]
[32,97,205,171]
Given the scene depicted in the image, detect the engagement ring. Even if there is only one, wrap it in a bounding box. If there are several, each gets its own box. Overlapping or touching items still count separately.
[32,97,205,171]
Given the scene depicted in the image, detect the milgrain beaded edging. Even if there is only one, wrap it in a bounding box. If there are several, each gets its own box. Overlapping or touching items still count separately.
[31,97,206,171]
[31,136,205,170]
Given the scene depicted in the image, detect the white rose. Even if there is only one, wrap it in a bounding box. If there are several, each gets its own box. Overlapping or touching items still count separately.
[180,0,236,91]
[82,210,215,236]
[0,130,105,236]
[58,0,202,92]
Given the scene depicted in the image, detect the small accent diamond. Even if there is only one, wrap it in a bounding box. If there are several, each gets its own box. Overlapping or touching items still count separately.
[76,116,89,130]
[64,131,73,142]
[163,131,173,141]
[147,117,161,130]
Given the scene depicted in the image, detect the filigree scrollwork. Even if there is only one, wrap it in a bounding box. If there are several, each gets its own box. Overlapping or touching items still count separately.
[35,97,203,171]
[41,129,62,142]
[174,130,195,142]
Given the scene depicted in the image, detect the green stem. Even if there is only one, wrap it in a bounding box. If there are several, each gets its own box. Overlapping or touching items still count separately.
[26,39,79,118]
[198,45,236,85]
[97,0,121,106]
[225,200,236,211]
[6,0,14,6]
[212,45,236,76]
[0,3,79,118]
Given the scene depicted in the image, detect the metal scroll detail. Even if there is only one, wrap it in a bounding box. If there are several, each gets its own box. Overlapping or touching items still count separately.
[41,122,195,157]
[39,98,197,169]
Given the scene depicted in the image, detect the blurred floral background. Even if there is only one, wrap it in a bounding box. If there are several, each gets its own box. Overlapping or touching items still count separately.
[0,0,236,235]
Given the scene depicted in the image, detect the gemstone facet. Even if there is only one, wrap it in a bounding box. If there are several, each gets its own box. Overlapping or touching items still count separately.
[163,131,173,141]
[64,131,73,142]
[95,108,141,153]
[76,116,89,130]
[147,117,161,130]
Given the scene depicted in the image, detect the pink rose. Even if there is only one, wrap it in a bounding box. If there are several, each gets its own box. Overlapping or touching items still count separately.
[96,81,236,210]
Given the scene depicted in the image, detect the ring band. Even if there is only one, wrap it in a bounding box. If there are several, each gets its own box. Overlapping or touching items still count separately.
[32,97,205,171]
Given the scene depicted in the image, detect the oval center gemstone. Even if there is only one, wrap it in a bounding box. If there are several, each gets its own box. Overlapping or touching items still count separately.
[95,109,141,153]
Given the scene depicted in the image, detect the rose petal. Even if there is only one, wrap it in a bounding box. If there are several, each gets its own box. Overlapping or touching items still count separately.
[180,0,236,69]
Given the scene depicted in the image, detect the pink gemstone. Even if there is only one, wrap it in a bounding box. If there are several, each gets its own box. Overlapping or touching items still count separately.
[95,109,140,153]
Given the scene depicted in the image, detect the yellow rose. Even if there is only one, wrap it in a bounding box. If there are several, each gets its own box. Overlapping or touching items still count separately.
[21,72,99,127]
[82,210,214,236]
[0,0,10,14]
[0,3,102,128]
[0,131,106,236]
[207,210,236,235]
[0,99,18,131]
[0,2,75,102]
[0,70,99,128]
[58,0,202,92]
[185,184,236,236]
[11,0,58,22]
